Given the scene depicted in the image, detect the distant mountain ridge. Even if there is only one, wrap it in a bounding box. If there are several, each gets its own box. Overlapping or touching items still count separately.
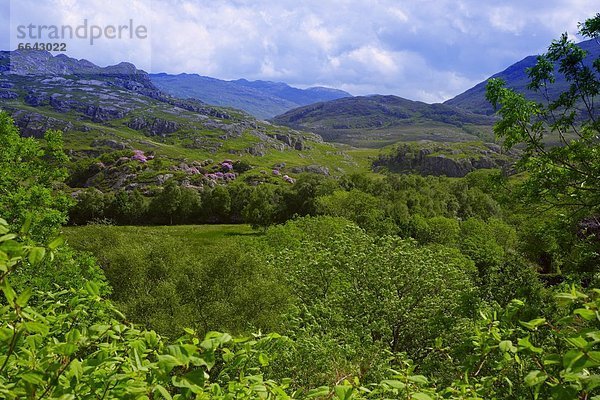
[445,38,600,114]
[150,73,351,119]
[271,95,495,147]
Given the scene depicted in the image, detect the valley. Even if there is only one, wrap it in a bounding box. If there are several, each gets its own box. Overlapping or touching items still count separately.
[1,12,600,399]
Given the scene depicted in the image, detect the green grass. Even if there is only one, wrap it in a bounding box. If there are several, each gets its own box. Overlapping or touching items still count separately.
[63,224,258,257]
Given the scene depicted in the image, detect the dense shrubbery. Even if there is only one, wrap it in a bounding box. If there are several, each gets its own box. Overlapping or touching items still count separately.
[2,14,600,399]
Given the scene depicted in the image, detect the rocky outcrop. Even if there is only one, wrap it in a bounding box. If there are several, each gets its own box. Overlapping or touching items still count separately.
[374,142,515,177]
[290,165,330,175]
[0,90,17,99]
[91,139,130,150]
[11,110,73,138]
[128,116,180,136]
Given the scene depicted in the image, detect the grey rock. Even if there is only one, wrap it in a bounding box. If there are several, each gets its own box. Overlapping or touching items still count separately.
[91,139,130,150]
[0,90,17,99]
[156,174,174,185]
[128,116,179,136]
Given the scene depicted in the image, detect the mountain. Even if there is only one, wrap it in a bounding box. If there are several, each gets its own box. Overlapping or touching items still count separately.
[0,50,359,191]
[150,73,351,119]
[445,39,600,115]
[271,95,496,148]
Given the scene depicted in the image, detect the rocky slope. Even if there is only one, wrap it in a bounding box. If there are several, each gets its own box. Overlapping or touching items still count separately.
[373,141,515,177]
[0,50,357,191]
[150,73,351,119]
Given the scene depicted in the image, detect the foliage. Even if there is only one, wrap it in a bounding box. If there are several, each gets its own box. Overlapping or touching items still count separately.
[243,184,284,230]
[0,111,71,240]
[0,219,298,399]
[261,217,477,386]
[63,224,290,338]
[316,190,397,236]
[486,14,600,215]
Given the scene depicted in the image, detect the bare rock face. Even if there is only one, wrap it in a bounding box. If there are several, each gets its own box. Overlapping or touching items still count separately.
[85,105,127,122]
[11,110,73,138]
[291,165,330,175]
[91,139,130,150]
[25,91,50,106]
[373,142,515,177]
[127,117,180,136]
[0,90,17,99]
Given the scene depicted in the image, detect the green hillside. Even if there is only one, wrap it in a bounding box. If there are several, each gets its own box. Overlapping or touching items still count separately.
[271,95,496,147]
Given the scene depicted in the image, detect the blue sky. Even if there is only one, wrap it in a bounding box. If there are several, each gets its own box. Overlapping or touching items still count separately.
[1,0,597,102]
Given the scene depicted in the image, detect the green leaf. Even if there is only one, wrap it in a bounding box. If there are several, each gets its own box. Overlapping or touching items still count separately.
[16,287,32,307]
[154,384,173,400]
[23,321,49,335]
[524,370,547,387]
[520,318,546,330]
[381,380,406,389]
[0,234,17,242]
[543,353,562,366]
[412,393,433,400]
[20,217,31,235]
[0,279,16,305]
[19,371,45,385]
[48,236,64,250]
[574,308,598,321]
[565,336,588,349]
[157,354,182,372]
[28,247,46,265]
[563,349,586,370]
[408,375,429,385]
[518,336,543,354]
[258,352,269,366]
[306,386,331,399]
[499,340,517,353]
[84,281,100,297]
[334,385,354,400]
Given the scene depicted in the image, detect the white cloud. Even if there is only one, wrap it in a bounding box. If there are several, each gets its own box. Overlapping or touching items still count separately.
[4,0,597,102]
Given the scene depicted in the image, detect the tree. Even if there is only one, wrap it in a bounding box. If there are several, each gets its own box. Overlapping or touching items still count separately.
[203,185,232,223]
[485,14,600,215]
[316,189,397,236]
[150,180,181,225]
[69,188,108,224]
[177,187,201,224]
[243,184,282,230]
[262,216,477,384]
[0,111,71,239]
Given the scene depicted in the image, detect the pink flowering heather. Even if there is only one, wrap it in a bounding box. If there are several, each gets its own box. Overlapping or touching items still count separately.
[131,149,148,163]
[272,169,281,176]
[221,162,233,171]
[223,172,236,180]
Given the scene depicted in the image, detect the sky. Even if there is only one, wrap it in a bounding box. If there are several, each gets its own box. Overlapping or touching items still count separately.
[1,0,597,103]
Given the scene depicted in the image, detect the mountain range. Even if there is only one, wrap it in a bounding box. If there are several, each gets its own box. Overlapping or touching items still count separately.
[150,73,351,120]
[0,37,596,182]
[444,38,600,114]
[271,38,598,147]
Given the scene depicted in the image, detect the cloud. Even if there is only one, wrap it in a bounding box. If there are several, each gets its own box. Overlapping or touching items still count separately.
[4,0,598,102]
